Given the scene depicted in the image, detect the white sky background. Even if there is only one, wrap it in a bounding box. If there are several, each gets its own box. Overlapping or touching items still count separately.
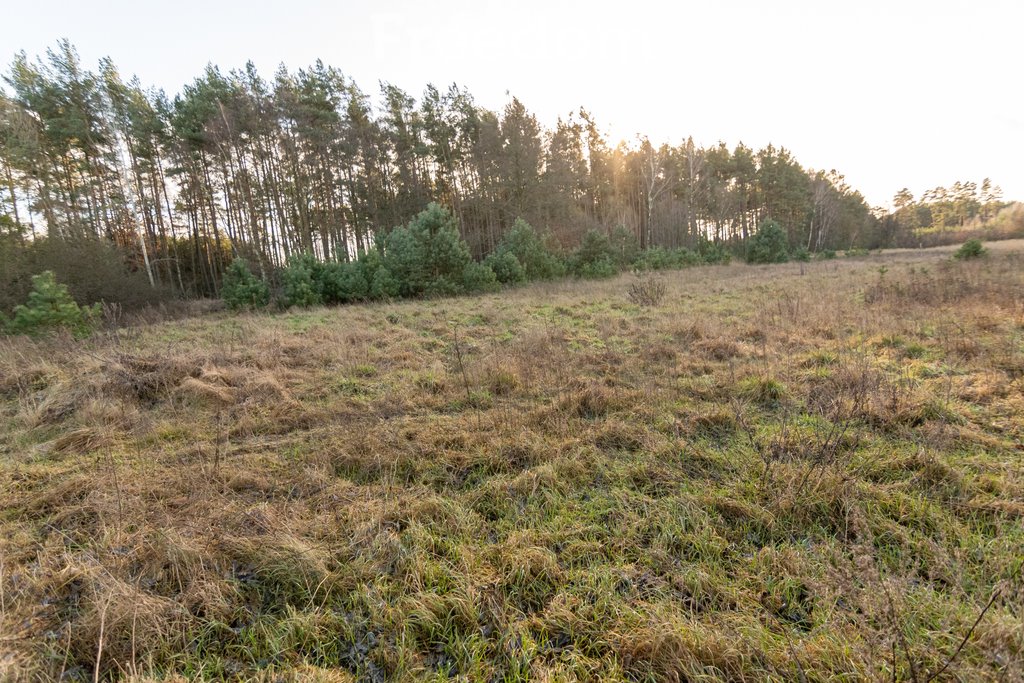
[5,0,1023,207]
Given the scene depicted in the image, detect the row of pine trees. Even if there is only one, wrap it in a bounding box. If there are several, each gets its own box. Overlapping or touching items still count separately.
[0,41,897,301]
[220,202,739,312]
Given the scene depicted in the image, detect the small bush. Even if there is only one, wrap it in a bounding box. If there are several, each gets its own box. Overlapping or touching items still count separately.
[569,230,620,278]
[316,262,341,304]
[696,237,733,265]
[577,257,618,279]
[384,203,474,297]
[282,253,322,308]
[608,226,640,268]
[953,238,986,260]
[6,271,100,338]
[484,250,527,284]
[817,250,837,260]
[628,275,667,306]
[632,247,668,271]
[369,266,400,300]
[633,246,702,271]
[320,261,370,304]
[357,248,400,300]
[422,275,462,297]
[492,218,564,280]
[461,261,500,293]
[746,220,790,264]
[792,246,811,262]
[221,259,270,310]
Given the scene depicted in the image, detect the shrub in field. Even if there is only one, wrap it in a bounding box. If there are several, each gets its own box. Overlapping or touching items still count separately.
[319,261,369,304]
[282,252,322,307]
[633,246,702,271]
[491,218,564,280]
[575,257,618,279]
[340,261,372,302]
[953,238,986,260]
[383,202,486,296]
[746,220,790,264]
[484,250,527,284]
[369,266,400,300]
[569,229,619,278]
[221,259,270,310]
[462,261,501,293]
[357,249,400,300]
[696,237,733,264]
[792,246,811,262]
[6,270,100,338]
[609,225,641,269]
[628,275,667,306]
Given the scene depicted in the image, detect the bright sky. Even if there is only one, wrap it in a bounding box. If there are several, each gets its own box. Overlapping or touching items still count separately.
[6,0,1023,207]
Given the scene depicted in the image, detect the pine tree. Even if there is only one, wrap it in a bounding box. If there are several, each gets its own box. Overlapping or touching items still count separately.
[489,218,563,280]
[282,253,322,307]
[8,270,99,337]
[384,203,475,296]
[746,220,790,264]
[221,258,270,310]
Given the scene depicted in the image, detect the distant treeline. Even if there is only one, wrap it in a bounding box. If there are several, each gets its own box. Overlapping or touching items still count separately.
[0,41,1019,310]
[888,181,1019,237]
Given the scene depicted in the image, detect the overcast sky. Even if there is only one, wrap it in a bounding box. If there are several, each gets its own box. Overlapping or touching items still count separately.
[6,0,1022,207]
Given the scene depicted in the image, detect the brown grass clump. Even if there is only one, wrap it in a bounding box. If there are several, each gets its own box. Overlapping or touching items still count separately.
[176,376,236,405]
[50,426,111,455]
[20,375,101,428]
[594,419,647,452]
[689,408,738,439]
[696,336,741,360]
[486,365,521,396]
[496,538,562,613]
[559,380,622,419]
[105,352,201,403]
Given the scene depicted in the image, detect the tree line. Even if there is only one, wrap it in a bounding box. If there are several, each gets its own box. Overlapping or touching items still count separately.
[0,41,1016,309]
[892,180,1004,233]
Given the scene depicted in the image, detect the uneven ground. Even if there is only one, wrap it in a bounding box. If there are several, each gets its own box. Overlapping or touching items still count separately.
[1,241,1023,682]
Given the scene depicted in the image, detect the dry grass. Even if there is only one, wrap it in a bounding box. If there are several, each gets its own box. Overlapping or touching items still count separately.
[1,241,1023,681]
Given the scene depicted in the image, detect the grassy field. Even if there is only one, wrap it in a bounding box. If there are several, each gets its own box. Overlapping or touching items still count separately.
[1,241,1022,682]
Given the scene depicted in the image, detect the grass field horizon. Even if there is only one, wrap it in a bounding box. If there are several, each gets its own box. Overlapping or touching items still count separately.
[2,241,1022,681]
